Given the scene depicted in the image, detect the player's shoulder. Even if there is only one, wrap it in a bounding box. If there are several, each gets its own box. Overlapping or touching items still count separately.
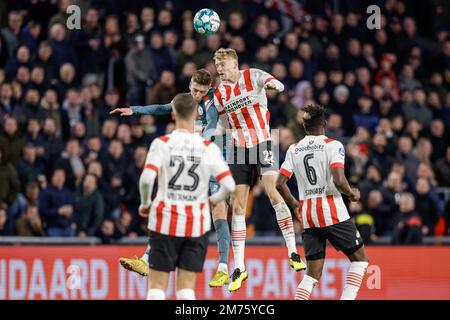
[322,136,344,147]
[154,134,171,144]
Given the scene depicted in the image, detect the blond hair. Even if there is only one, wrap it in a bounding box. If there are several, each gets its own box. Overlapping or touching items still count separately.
[213,48,238,62]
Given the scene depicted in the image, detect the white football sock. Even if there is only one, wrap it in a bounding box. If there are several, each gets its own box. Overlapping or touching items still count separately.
[146,288,165,300]
[341,261,369,300]
[273,201,297,256]
[140,245,150,264]
[176,288,196,300]
[218,262,228,274]
[231,214,246,271]
[295,275,318,300]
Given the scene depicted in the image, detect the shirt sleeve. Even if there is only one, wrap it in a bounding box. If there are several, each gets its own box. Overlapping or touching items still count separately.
[144,138,165,173]
[213,88,226,117]
[327,141,346,170]
[131,102,173,115]
[251,68,285,92]
[207,142,231,182]
[279,146,294,178]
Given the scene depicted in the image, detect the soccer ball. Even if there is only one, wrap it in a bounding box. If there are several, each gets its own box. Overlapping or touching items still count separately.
[193,8,220,35]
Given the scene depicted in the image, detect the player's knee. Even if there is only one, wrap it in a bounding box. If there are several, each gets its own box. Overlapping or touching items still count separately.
[176,288,196,300]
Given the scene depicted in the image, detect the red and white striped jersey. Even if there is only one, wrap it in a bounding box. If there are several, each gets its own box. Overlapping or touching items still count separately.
[279,135,350,229]
[144,130,231,237]
[214,68,284,148]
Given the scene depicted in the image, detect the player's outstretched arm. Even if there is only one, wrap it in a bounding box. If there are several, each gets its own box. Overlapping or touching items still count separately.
[110,103,173,116]
[331,167,360,202]
[276,174,299,211]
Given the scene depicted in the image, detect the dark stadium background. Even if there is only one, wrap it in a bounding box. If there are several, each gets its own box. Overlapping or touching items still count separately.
[0,0,449,300]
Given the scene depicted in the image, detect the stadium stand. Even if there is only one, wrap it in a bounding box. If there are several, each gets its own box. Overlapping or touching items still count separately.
[0,0,449,246]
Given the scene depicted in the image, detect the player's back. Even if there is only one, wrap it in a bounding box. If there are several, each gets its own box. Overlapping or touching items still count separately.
[147,130,225,237]
[282,135,350,229]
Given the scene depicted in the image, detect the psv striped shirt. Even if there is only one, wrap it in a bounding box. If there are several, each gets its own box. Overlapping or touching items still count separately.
[279,135,350,229]
[214,68,283,148]
[144,130,231,237]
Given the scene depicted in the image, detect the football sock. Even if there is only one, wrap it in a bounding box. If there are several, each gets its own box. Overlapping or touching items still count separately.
[176,288,196,300]
[231,214,246,271]
[341,261,368,300]
[146,288,165,300]
[141,244,150,264]
[295,275,318,300]
[273,201,297,256]
[214,219,231,269]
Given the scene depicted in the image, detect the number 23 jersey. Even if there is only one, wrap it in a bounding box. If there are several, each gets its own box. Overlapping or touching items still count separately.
[144,130,231,237]
[279,135,350,229]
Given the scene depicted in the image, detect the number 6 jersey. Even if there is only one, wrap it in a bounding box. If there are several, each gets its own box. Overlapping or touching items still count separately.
[144,130,231,237]
[279,135,350,229]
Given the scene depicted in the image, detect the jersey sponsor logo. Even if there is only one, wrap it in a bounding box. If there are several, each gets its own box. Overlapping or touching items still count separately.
[198,106,204,115]
[294,144,324,154]
[304,186,326,197]
[224,96,252,113]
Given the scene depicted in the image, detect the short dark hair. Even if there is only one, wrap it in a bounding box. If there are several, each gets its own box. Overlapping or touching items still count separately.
[302,104,326,133]
[192,68,212,86]
[172,93,197,119]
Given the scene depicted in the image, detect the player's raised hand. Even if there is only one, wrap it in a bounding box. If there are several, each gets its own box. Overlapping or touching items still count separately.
[110,107,133,116]
[138,205,150,217]
[349,188,361,202]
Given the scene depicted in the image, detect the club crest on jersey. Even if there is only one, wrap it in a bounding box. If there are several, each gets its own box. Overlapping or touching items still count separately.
[197,106,204,115]
[309,140,314,145]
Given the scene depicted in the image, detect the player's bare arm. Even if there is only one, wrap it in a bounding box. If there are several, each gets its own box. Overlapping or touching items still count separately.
[331,167,360,202]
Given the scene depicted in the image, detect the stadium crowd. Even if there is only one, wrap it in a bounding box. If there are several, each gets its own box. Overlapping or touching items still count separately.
[0,0,449,244]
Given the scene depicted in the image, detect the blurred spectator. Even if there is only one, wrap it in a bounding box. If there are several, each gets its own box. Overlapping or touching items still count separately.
[16,144,46,192]
[96,219,117,244]
[148,31,176,76]
[146,70,176,105]
[395,136,420,180]
[434,146,450,187]
[125,34,157,105]
[392,193,423,245]
[0,148,21,233]
[0,82,18,124]
[1,11,23,59]
[359,165,383,199]
[114,210,135,238]
[48,23,77,71]
[15,204,46,236]
[415,178,439,236]
[0,116,25,165]
[0,203,10,236]
[76,174,105,237]
[38,168,75,237]
[54,138,85,191]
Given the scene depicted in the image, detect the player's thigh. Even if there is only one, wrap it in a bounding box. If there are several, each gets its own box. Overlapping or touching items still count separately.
[177,234,208,274]
[148,231,177,273]
[176,268,197,290]
[260,171,283,203]
[231,184,250,213]
[324,220,364,257]
[256,140,278,176]
[303,228,327,261]
[148,269,170,290]
[212,200,228,220]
